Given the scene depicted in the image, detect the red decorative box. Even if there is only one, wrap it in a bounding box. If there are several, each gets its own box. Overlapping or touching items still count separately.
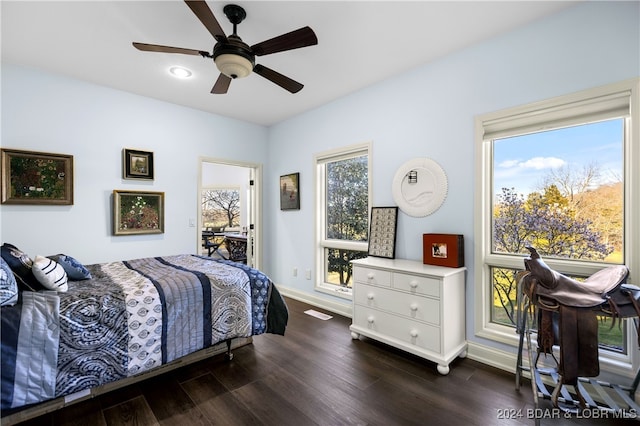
[423,234,464,267]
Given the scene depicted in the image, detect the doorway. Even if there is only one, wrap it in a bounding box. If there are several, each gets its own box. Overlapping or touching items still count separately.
[198,158,262,269]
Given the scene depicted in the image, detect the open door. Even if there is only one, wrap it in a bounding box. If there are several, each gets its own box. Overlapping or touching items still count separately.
[198,159,261,269]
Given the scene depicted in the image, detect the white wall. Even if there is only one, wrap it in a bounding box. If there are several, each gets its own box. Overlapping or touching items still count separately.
[266,1,640,342]
[1,65,268,263]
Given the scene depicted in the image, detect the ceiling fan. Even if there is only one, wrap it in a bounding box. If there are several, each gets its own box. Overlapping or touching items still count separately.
[133,0,317,94]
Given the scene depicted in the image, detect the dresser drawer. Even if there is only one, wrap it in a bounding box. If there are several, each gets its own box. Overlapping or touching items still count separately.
[354,283,440,325]
[353,308,441,353]
[353,266,391,287]
[393,272,440,298]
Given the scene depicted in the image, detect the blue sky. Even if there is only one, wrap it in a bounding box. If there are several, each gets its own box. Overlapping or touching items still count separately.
[493,118,624,196]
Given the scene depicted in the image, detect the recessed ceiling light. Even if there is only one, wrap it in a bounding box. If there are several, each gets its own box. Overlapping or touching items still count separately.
[169,66,192,78]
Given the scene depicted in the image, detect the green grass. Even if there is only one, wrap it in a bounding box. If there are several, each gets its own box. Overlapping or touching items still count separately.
[492,308,625,352]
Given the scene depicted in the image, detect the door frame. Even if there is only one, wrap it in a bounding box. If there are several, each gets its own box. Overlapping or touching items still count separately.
[198,156,262,270]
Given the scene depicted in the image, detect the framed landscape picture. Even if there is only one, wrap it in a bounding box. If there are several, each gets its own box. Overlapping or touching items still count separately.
[123,149,154,180]
[1,148,74,205]
[113,190,164,235]
[280,172,300,210]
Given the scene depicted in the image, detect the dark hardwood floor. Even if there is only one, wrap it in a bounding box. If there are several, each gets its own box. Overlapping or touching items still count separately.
[10,297,637,425]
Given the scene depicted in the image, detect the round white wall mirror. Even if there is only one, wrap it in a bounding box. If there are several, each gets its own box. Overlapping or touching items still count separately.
[392,158,448,217]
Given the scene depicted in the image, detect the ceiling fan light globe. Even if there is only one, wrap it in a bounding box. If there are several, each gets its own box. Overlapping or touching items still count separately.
[214,54,253,79]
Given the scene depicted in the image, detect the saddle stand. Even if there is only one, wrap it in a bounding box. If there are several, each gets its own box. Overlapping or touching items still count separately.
[515,247,640,423]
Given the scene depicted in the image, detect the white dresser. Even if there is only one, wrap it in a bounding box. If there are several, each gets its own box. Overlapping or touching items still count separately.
[350,257,467,375]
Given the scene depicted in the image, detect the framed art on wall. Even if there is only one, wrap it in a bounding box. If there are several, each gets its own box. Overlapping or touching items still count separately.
[368,207,398,259]
[113,190,164,235]
[280,172,300,210]
[1,148,74,205]
[123,149,154,180]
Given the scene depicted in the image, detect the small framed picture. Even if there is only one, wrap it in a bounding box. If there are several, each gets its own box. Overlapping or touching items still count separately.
[123,149,154,180]
[368,207,398,259]
[113,190,164,235]
[422,234,464,267]
[280,172,300,210]
[1,148,74,205]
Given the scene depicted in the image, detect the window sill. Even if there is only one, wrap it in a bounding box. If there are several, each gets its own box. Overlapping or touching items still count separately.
[315,283,352,300]
[476,323,635,379]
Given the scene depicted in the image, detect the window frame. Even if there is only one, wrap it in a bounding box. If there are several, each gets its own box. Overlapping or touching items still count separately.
[314,142,372,299]
[474,79,640,377]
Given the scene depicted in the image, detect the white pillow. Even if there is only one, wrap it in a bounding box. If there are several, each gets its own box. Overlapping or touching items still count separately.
[32,255,68,292]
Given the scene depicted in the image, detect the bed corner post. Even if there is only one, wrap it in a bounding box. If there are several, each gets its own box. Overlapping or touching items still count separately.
[224,339,234,361]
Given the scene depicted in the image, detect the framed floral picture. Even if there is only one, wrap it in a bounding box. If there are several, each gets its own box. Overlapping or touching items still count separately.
[123,149,154,180]
[1,148,74,205]
[113,190,164,235]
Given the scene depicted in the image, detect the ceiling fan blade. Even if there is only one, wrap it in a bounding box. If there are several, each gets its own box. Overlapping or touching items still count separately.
[133,42,206,56]
[184,0,226,42]
[211,74,232,94]
[251,26,318,56]
[253,64,303,93]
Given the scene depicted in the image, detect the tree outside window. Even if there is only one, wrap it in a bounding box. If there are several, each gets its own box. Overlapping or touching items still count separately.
[325,155,369,286]
[316,143,371,294]
[202,188,240,228]
[491,119,625,351]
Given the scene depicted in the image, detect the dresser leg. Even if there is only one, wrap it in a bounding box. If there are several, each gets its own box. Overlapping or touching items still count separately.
[350,331,360,339]
[436,364,450,375]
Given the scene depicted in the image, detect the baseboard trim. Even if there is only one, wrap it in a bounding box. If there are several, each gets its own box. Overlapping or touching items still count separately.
[466,341,520,375]
[276,285,352,318]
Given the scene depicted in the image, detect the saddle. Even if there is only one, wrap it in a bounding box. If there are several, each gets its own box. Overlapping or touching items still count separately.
[520,247,640,408]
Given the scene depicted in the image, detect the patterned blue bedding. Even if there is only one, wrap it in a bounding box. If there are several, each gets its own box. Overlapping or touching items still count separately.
[1,254,287,411]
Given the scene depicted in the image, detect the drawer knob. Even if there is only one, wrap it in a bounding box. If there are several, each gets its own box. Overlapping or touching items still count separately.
[367,272,375,280]
[410,280,418,289]
[367,316,375,324]
[410,303,418,311]
[410,329,419,338]
[367,293,375,300]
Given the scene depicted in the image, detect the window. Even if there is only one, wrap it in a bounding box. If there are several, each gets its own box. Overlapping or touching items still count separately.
[475,80,639,372]
[315,142,371,297]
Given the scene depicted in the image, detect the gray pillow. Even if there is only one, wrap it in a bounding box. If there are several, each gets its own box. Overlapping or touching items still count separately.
[48,254,92,280]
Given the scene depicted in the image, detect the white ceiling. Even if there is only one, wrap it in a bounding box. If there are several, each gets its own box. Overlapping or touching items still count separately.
[1,1,579,126]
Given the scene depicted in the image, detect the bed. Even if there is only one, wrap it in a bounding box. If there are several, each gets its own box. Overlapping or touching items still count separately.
[0,246,288,425]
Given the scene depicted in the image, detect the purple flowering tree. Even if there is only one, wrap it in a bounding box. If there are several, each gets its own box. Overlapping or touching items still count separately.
[492,186,612,325]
